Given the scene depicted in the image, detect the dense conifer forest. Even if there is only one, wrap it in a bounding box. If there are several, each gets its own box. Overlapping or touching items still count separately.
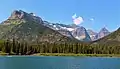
[0,39,120,55]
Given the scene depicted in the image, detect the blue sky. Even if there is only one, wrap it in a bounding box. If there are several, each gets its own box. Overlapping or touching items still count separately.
[0,0,120,32]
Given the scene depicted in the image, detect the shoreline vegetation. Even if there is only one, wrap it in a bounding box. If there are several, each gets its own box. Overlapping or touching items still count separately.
[0,52,120,57]
[32,53,120,57]
[33,53,120,57]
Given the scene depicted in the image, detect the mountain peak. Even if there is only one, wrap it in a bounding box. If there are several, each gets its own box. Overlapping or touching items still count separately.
[2,10,43,25]
[94,27,120,45]
[9,10,37,19]
[72,26,91,41]
[9,10,25,19]
[100,27,109,32]
[95,27,110,40]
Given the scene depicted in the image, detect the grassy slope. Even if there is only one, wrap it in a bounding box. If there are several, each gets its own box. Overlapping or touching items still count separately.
[0,24,16,39]
[2,21,79,44]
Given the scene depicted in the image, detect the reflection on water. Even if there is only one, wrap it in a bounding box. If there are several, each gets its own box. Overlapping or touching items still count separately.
[0,56,120,69]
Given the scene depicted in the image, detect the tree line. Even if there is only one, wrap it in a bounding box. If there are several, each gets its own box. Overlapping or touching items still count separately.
[0,39,120,55]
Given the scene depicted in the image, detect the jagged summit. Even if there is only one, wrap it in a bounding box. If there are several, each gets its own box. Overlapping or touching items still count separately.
[99,27,110,37]
[9,10,25,19]
[9,10,37,19]
[100,27,109,33]
[72,26,91,41]
[1,10,42,25]
[93,27,110,40]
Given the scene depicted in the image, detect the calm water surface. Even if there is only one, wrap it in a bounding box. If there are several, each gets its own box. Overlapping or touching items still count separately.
[0,56,120,69]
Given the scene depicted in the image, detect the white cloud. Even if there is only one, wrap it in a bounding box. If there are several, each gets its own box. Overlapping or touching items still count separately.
[73,16,84,25]
[72,13,77,19]
[72,14,84,25]
[90,18,94,21]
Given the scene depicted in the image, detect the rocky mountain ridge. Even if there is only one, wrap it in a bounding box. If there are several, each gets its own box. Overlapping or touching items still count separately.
[0,10,111,42]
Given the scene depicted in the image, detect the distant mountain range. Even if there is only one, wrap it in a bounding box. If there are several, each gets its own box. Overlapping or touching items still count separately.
[43,20,110,41]
[0,10,114,43]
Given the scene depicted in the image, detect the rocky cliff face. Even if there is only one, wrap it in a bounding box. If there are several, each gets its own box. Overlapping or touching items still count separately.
[43,21,92,41]
[94,27,110,40]
[87,29,97,41]
[72,26,91,41]
[2,10,43,25]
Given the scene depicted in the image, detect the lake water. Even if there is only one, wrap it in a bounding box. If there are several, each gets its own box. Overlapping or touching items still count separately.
[0,56,120,69]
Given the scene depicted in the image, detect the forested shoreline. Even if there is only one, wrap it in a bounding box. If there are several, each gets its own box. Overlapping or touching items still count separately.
[0,39,120,55]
